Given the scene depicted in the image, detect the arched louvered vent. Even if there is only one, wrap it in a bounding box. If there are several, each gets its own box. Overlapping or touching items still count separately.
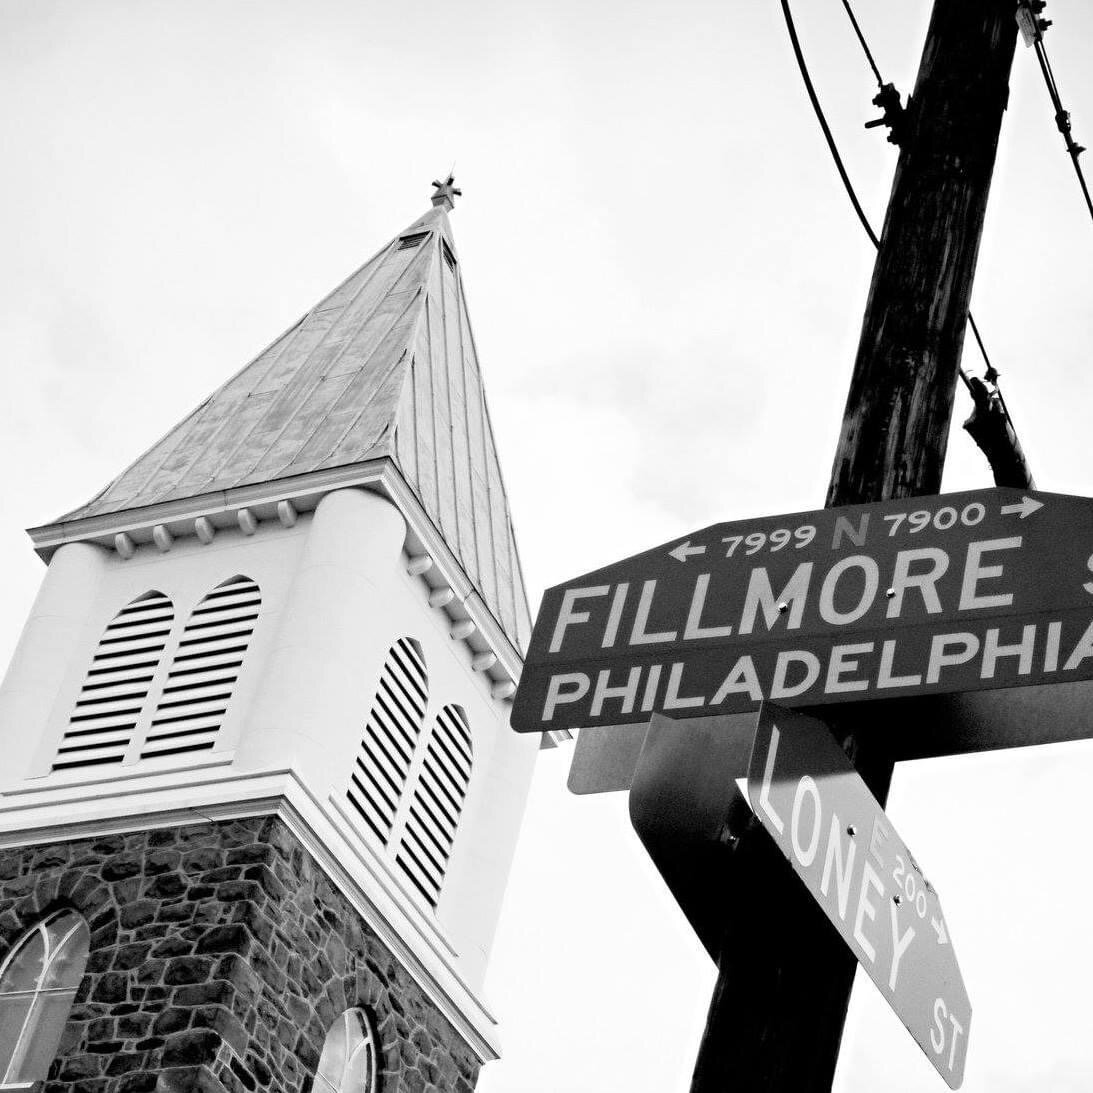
[145,576,261,760]
[53,591,174,771]
[397,704,472,908]
[347,638,428,846]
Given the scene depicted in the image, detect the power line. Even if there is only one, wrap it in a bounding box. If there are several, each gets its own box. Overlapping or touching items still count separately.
[839,0,883,89]
[778,0,977,391]
[778,0,879,250]
[1019,3,1093,226]
[786,0,1033,482]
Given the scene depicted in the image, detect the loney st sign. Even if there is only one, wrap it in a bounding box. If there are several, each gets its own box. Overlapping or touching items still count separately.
[512,487,1093,732]
[746,703,970,1088]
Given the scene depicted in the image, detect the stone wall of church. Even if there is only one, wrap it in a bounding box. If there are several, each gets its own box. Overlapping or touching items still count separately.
[0,817,481,1093]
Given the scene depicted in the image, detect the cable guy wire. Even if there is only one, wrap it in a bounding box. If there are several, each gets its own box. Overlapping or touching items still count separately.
[1021,4,1093,226]
[840,0,884,89]
[779,0,1032,482]
[778,0,1037,399]
[778,0,981,389]
[779,0,879,249]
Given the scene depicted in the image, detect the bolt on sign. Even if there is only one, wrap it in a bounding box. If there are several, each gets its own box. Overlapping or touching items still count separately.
[511,488,1093,733]
[746,702,970,1088]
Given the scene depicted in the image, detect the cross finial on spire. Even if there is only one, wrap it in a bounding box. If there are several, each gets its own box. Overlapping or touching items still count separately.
[431,174,462,211]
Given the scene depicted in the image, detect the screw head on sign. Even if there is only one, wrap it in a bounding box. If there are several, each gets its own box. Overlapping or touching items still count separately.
[778,602,789,613]
[846,824,857,837]
[886,588,896,598]
[893,894,902,905]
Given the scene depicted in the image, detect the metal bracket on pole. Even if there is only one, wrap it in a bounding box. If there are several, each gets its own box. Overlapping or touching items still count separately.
[628,713,756,961]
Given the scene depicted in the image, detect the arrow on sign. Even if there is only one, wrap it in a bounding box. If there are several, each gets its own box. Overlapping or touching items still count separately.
[1001,496,1043,519]
[668,540,706,563]
[931,916,949,946]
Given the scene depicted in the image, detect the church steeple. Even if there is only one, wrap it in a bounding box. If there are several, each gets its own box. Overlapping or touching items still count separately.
[0,186,549,1090]
[44,184,531,653]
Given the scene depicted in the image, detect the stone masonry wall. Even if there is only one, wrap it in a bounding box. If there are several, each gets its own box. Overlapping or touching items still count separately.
[0,817,481,1093]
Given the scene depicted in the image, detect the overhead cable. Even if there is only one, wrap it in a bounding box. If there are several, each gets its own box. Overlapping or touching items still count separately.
[778,0,1034,485]
[839,0,883,89]
[1018,2,1093,226]
[779,0,879,249]
[778,0,975,385]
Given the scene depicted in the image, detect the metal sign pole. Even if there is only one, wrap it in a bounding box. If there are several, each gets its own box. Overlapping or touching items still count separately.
[687,2,1018,1089]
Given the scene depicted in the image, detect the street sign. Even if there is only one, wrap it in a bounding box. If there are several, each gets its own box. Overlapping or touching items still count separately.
[746,702,971,1088]
[512,487,1093,733]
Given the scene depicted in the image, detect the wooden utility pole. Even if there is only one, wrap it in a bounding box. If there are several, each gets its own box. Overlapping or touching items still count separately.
[690,2,1017,1089]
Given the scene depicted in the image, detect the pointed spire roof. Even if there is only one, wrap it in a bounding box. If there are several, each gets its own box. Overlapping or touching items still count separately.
[57,188,532,647]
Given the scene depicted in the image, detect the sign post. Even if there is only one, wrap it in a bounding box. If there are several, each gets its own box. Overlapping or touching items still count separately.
[746,703,971,1088]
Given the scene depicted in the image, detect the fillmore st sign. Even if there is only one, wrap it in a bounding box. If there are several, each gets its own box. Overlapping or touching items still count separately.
[511,487,1093,734]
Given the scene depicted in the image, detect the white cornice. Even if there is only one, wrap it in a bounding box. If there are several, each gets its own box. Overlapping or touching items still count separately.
[26,460,394,556]
[25,460,570,749]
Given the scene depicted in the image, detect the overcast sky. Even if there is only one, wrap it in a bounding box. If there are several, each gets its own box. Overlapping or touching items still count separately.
[4,1,1093,1090]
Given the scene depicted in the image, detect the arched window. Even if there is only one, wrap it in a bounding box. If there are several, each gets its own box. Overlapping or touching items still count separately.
[345,644,473,910]
[396,704,472,908]
[145,575,261,759]
[0,911,90,1084]
[54,591,174,771]
[347,638,428,845]
[315,1008,379,1093]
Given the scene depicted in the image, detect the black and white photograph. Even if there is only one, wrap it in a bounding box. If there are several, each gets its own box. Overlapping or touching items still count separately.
[1,2,1092,1090]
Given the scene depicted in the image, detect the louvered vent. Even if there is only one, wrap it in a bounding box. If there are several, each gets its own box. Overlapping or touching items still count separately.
[347,638,428,845]
[145,576,261,760]
[397,232,428,251]
[441,240,457,272]
[54,591,174,771]
[396,704,472,908]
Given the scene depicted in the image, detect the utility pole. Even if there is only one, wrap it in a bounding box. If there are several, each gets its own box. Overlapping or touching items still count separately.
[689,2,1017,1089]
